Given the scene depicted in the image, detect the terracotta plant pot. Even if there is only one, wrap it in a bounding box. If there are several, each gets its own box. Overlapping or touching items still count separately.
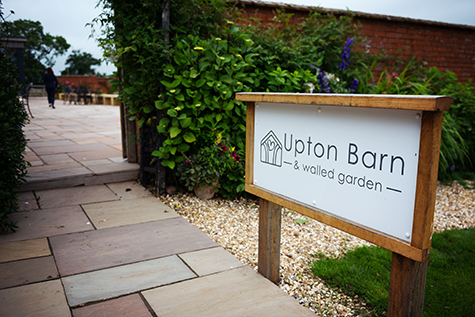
[194,181,218,200]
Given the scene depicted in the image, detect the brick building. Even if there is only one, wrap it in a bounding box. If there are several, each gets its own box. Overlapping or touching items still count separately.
[234,0,475,82]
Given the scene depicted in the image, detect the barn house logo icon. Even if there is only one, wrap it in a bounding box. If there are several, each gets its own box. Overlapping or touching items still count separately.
[260,130,282,167]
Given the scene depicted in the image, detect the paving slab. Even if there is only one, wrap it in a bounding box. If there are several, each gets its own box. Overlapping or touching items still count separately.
[68,147,123,161]
[179,247,245,276]
[26,166,93,183]
[63,256,196,307]
[28,139,77,148]
[0,280,71,317]
[81,159,114,166]
[27,161,83,173]
[17,191,39,211]
[0,206,94,244]
[0,238,50,263]
[36,184,119,209]
[72,294,152,317]
[40,153,78,165]
[50,217,218,276]
[62,133,106,140]
[86,161,140,174]
[142,266,315,317]
[20,177,86,192]
[0,256,59,289]
[83,170,139,186]
[82,197,177,229]
[33,142,115,156]
[106,181,152,200]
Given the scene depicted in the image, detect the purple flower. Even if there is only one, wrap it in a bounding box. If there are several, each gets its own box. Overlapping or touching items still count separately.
[310,62,330,93]
[339,37,354,70]
[348,79,359,92]
[451,164,455,171]
[317,67,331,93]
[185,160,190,163]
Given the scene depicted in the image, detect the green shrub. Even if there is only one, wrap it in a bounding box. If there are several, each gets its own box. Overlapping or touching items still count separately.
[368,59,474,179]
[0,54,29,232]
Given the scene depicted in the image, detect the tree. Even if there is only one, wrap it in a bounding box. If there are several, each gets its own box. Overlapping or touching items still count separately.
[0,19,70,84]
[61,49,101,75]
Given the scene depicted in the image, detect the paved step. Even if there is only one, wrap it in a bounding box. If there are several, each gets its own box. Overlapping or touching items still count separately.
[20,160,139,192]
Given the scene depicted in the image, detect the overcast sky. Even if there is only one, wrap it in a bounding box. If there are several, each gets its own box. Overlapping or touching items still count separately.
[3,0,475,76]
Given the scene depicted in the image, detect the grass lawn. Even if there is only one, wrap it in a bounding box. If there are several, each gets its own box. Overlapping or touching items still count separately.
[310,227,475,316]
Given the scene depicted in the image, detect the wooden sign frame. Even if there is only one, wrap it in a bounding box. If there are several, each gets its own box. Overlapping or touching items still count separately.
[237,93,451,262]
[236,93,452,315]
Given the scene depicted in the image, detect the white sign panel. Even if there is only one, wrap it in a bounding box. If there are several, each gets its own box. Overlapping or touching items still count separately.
[253,102,422,242]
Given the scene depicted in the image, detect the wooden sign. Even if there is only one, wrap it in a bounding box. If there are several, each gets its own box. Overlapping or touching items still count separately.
[236,93,452,315]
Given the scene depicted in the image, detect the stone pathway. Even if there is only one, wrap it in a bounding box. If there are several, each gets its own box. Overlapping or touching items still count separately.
[0,98,314,316]
[21,97,138,191]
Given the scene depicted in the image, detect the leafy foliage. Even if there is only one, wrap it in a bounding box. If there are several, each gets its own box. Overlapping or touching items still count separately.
[240,9,366,93]
[366,58,475,178]
[61,49,101,75]
[0,53,29,232]
[0,19,70,84]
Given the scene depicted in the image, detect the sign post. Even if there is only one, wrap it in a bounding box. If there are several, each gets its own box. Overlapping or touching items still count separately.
[236,93,452,316]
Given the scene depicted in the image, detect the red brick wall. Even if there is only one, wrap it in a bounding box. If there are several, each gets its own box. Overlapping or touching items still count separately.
[234,1,475,82]
[56,75,116,93]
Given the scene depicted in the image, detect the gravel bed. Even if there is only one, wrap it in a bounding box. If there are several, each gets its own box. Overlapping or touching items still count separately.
[161,181,475,316]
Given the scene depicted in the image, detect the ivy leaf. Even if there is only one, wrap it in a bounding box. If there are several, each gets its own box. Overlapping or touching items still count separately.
[151,150,160,157]
[169,127,181,138]
[183,132,196,143]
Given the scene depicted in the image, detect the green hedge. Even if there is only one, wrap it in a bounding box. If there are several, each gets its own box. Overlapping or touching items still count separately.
[0,53,29,232]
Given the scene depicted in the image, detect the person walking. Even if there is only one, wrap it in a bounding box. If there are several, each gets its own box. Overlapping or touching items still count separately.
[43,67,58,109]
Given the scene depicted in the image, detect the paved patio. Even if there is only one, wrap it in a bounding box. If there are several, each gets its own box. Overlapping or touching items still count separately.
[0,97,314,316]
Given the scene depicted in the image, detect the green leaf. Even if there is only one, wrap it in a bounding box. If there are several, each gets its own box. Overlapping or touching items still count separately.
[167,108,178,117]
[160,80,172,88]
[223,102,234,111]
[151,150,160,157]
[177,143,190,152]
[195,78,206,88]
[294,219,310,224]
[176,94,185,101]
[171,79,181,88]
[170,146,177,155]
[169,127,181,138]
[220,74,233,84]
[216,113,223,122]
[180,117,192,128]
[183,132,196,143]
[124,87,136,95]
[162,160,176,169]
[190,69,199,78]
